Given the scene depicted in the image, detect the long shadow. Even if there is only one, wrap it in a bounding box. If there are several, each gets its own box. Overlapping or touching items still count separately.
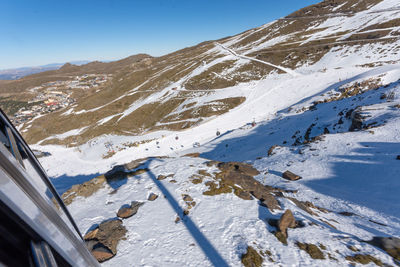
[142,157,229,267]
[303,142,400,218]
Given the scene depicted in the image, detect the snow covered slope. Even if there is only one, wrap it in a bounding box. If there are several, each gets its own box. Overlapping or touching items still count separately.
[35,62,400,266]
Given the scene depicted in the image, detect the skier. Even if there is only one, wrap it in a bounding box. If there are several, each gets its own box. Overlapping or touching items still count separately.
[216,130,221,136]
[175,136,179,140]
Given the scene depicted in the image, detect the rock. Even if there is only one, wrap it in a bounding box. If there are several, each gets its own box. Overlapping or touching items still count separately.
[92,250,114,263]
[182,194,193,202]
[90,244,114,263]
[274,231,288,245]
[367,236,400,261]
[205,160,220,167]
[84,228,99,240]
[157,175,167,180]
[183,152,200,158]
[349,109,364,131]
[339,211,356,216]
[241,246,263,267]
[84,219,127,262]
[117,201,144,219]
[278,210,297,237]
[345,254,383,266]
[296,242,325,260]
[282,171,302,181]
[268,145,280,156]
[258,193,281,211]
[148,193,158,201]
[157,174,174,180]
[209,161,280,211]
[397,155,400,160]
[62,175,106,205]
[234,188,253,200]
[217,162,260,176]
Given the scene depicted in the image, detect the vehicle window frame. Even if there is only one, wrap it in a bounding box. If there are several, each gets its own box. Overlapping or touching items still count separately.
[0,109,83,240]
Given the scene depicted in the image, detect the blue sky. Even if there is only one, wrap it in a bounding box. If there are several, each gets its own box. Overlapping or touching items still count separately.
[0,0,320,69]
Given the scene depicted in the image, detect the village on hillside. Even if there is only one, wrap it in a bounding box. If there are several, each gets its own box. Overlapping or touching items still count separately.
[10,74,111,126]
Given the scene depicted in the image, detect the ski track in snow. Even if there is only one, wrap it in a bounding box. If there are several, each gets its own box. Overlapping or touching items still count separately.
[216,42,301,77]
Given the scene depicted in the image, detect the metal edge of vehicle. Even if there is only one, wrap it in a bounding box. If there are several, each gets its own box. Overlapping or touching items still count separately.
[0,109,83,238]
[0,110,100,266]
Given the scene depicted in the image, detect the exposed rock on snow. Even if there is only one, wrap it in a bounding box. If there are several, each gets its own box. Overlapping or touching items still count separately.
[217,161,260,176]
[345,254,383,266]
[296,242,325,260]
[148,192,158,201]
[157,173,174,180]
[268,209,303,245]
[282,170,302,181]
[62,175,106,205]
[241,246,263,267]
[183,152,201,158]
[211,161,280,210]
[84,219,127,262]
[278,209,297,237]
[368,237,400,262]
[267,145,280,156]
[117,201,144,219]
[349,108,364,131]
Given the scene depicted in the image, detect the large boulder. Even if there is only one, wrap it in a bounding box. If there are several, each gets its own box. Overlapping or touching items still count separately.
[278,209,297,237]
[282,171,302,181]
[84,219,127,262]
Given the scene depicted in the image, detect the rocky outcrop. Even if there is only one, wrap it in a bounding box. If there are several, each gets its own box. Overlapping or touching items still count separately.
[62,175,106,205]
[209,162,281,211]
[84,219,127,262]
[367,236,400,262]
[62,158,150,205]
[217,162,260,176]
[296,242,325,260]
[117,201,144,219]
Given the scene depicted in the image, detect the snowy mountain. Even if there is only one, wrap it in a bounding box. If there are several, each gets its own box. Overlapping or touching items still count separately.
[8,0,400,266]
[9,0,400,148]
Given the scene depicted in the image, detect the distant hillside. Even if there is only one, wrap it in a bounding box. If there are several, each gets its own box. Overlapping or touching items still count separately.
[1,0,400,149]
[0,61,90,80]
